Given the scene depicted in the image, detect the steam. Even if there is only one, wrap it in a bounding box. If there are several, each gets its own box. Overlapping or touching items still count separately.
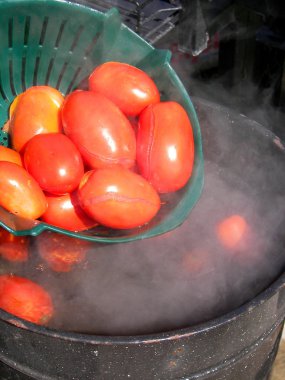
[1,2,285,337]
[26,100,285,335]
[37,39,285,334]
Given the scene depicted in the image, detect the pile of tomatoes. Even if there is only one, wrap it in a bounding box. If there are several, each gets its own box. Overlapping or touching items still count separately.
[0,62,196,326]
[0,61,195,232]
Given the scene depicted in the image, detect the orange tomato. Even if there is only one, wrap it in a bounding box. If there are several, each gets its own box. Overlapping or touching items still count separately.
[9,93,23,118]
[0,161,47,220]
[0,228,28,262]
[0,274,54,325]
[0,145,23,166]
[8,86,64,152]
[216,215,248,249]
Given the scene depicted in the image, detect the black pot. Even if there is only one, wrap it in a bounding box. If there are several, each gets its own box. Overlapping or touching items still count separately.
[0,98,285,379]
[0,273,284,379]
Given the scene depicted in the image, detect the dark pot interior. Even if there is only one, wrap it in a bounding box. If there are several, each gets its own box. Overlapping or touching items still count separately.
[0,98,285,379]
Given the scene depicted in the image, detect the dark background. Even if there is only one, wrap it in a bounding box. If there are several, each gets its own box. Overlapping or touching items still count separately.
[159,0,285,140]
[75,0,285,139]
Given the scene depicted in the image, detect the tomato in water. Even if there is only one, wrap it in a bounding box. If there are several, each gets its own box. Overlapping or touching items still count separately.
[24,133,84,195]
[88,61,160,116]
[61,91,136,169]
[0,161,47,220]
[8,86,64,152]
[181,249,209,275]
[0,146,23,166]
[0,274,54,325]
[0,228,29,262]
[78,167,161,229]
[216,215,248,249]
[41,191,97,232]
[136,101,195,193]
[35,233,90,272]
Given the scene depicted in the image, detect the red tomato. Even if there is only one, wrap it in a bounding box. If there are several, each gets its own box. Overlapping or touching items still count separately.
[0,228,29,262]
[41,192,97,232]
[78,167,161,229]
[0,274,54,325]
[8,86,64,152]
[217,215,248,249]
[36,233,89,272]
[137,101,195,193]
[88,61,160,116]
[24,133,84,195]
[0,146,23,166]
[0,161,47,219]
[61,91,136,169]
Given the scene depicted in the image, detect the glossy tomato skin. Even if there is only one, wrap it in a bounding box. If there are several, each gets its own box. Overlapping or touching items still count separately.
[9,86,64,153]
[88,62,160,116]
[0,228,29,262]
[41,191,97,232]
[35,232,89,272]
[137,101,195,193]
[0,146,23,166]
[61,90,136,169]
[24,133,84,195]
[0,161,47,219]
[78,167,161,229]
[0,274,54,325]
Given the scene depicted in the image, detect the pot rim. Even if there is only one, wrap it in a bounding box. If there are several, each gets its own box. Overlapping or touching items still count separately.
[1,269,284,345]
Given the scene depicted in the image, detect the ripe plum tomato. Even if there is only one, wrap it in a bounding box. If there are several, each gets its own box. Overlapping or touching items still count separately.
[41,192,97,232]
[8,86,64,152]
[0,274,54,325]
[24,133,84,195]
[78,167,161,229]
[0,228,28,262]
[35,233,89,272]
[61,91,136,169]
[137,101,195,193]
[88,61,160,116]
[0,145,23,166]
[0,162,47,219]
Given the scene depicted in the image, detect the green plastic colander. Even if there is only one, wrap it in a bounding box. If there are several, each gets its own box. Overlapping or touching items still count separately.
[0,0,204,243]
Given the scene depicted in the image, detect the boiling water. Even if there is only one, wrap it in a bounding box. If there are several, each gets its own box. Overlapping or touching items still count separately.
[5,99,285,335]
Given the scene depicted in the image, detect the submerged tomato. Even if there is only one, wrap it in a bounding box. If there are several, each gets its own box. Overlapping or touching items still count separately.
[8,86,64,152]
[217,215,248,249]
[24,133,84,195]
[0,274,54,325]
[0,228,28,262]
[78,167,161,229]
[88,61,160,116]
[0,146,23,166]
[0,161,47,219]
[61,91,136,169]
[41,192,97,232]
[137,101,195,193]
[36,233,89,272]
[181,249,208,274]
